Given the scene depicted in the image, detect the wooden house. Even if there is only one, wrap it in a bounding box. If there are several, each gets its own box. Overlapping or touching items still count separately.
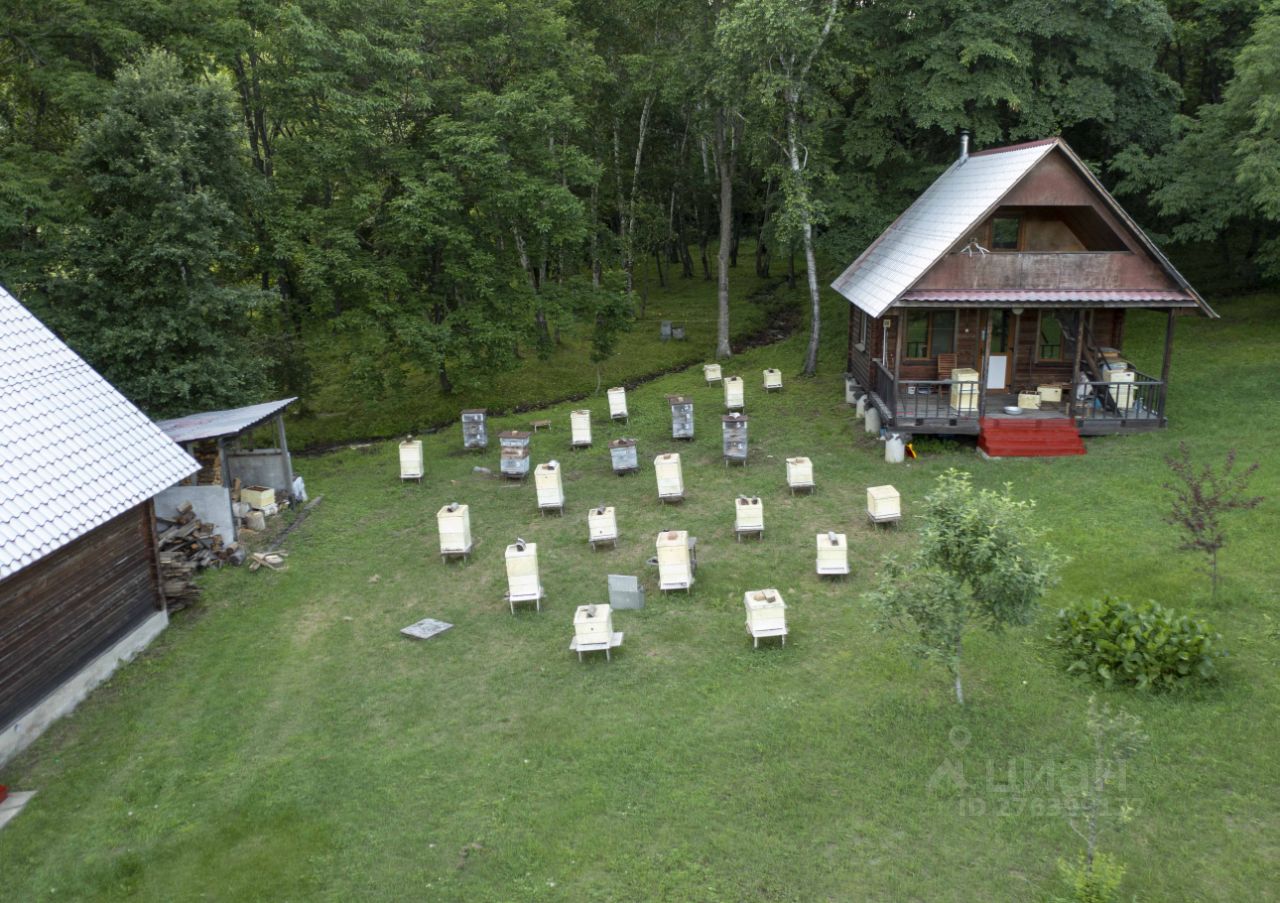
[833,136,1216,456]
[0,285,197,766]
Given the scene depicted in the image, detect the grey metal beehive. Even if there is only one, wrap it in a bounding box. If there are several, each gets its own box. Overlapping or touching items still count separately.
[609,438,638,474]
[668,394,694,440]
[461,408,488,449]
[722,413,749,464]
[608,574,645,610]
[499,430,531,478]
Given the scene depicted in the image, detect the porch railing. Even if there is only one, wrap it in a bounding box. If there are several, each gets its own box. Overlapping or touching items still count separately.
[871,361,981,425]
[1074,368,1166,424]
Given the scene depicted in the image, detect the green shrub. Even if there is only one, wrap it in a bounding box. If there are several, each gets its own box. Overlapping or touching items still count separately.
[1050,853,1129,903]
[1049,597,1225,690]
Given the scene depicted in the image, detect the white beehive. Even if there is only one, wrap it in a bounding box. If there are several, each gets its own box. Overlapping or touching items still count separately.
[436,502,473,559]
[607,387,628,422]
[724,375,744,411]
[1106,368,1136,411]
[734,496,763,540]
[656,530,693,591]
[504,539,542,611]
[949,369,979,414]
[588,505,618,548]
[786,456,813,494]
[867,485,901,523]
[743,588,787,647]
[654,453,684,501]
[763,368,783,391]
[399,439,424,481]
[573,603,614,646]
[703,362,722,384]
[535,461,565,512]
[570,409,592,448]
[816,531,849,576]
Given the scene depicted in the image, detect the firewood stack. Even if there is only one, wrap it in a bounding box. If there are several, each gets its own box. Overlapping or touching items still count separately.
[155,502,246,610]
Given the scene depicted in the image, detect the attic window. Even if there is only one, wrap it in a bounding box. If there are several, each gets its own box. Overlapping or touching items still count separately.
[992,216,1021,250]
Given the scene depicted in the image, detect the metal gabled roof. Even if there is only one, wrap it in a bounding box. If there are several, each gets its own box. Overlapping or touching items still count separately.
[830,141,1058,319]
[0,285,198,580]
[156,397,296,444]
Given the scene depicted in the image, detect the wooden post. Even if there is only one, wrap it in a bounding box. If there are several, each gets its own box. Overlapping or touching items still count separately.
[977,312,991,419]
[1068,312,1086,420]
[276,413,295,493]
[891,313,903,383]
[1159,308,1176,425]
[846,302,856,373]
[1010,310,1021,389]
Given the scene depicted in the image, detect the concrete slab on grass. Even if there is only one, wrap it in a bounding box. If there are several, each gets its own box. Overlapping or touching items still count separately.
[400,619,454,641]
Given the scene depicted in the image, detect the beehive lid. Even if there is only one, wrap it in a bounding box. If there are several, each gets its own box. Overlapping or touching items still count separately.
[867,484,899,500]
[736,496,761,507]
[590,504,613,515]
[437,502,467,516]
[817,531,846,549]
[400,438,421,447]
[462,408,486,415]
[499,430,531,439]
[537,461,558,472]
[506,540,536,556]
[608,386,625,394]
[573,409,591,416]
[765,368,780,374]
[657,453,680,463]
[722,414,748,423]
[726,375,742,383]
[574,603,612,625]
[788,456,810,465]
[667,394,691,405]
[744,588,785,609]
[609,438,636,448]
[657,529,687,546]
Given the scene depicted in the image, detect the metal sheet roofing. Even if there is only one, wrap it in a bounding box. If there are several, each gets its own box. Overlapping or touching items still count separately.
[830,141,1057,318]
[897,289,1199,307]
[156,397,296,444]
[0,285,199,580]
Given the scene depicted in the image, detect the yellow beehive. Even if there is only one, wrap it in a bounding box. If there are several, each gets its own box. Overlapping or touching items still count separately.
[1037,385,1063,404]
[436,502,472,555]
[570,409,592,447]
[399,439,424,480]
[1017,392,1041,410]
[743,588,787,646]
[735,496,764,539]
[949,368,980,413]
[867,485,901,522]
[763,368,783,390]
[724,375,744,410]
[241,486,275,509]
[573,603,614,646]
[607,387,628,420]
[587,505,618,545]
[535,461,565,510]
[1106,368,1136,410]
[786,456,813,491]
[656,530,693,590]
[504,540,541,606]
[654,453,684,500]
[703,362,722,384]
[816,531,849,576]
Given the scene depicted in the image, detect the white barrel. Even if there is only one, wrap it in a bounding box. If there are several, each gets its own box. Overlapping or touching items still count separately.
[864,406,881,435]
[885,433,905,464]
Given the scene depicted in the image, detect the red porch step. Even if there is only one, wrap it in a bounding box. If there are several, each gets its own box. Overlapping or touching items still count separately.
[978,417,1085,458]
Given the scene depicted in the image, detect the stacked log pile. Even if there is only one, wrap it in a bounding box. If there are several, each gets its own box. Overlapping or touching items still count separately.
[156,502,245,610]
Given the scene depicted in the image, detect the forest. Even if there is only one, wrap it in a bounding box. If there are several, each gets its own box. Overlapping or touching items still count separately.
[1,0,1276,431]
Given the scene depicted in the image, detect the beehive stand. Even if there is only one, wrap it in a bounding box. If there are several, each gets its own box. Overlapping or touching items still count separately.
[504,540,543,613]
[570,604,624,661]
[734,496,764,542]
[816,531,849,577]
[399,439,424,482]
[866,485,902,526]
[588,505,619,550]
[786,457,814,495]
[436,502,474,562]
[744,589,787,647]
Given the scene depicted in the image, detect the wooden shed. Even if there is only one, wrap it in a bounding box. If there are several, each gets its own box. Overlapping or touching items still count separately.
[0,285,198,766]
[833,136,1216,456]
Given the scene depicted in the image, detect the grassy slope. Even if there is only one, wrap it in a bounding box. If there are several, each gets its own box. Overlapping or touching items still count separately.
[1,286,1277,902]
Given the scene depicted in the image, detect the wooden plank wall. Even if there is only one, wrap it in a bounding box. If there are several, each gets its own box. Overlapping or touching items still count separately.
[0,503,161,728]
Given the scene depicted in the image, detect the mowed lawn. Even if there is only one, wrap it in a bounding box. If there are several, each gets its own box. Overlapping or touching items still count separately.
[1,292,1278,901]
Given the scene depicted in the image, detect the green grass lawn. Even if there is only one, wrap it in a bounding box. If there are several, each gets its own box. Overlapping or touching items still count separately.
[1,290,1278,901]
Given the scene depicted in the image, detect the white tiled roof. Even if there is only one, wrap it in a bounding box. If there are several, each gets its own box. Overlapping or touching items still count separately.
[830,141,1058,318]
[0,285,198,580]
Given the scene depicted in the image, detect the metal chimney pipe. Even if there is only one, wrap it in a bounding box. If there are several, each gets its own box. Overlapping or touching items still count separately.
[960,130,970,162]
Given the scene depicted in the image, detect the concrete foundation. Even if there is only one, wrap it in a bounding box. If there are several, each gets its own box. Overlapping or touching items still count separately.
[0,609,168,768]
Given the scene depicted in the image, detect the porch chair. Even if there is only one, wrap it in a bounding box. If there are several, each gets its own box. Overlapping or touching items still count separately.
[936,353,957,381]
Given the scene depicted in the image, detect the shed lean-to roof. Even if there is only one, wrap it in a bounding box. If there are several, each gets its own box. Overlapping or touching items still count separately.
[0,285,198,580]
[156,397,297,444]
[830,137,1214,318]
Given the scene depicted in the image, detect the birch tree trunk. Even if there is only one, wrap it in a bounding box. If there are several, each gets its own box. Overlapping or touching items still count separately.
[788,103,823,376]
[714,107,736,359]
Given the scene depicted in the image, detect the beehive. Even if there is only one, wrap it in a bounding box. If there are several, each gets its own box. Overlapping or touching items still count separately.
[461,408,488,449]
[1105,368,1136,411]
[668,395,694,440]
[498,431,531,479]
[654,453,684,501]
[948,369,979,414]
[609,438,638,474]
[1017,392,1041,410]
[570,409,592,448]
[703,362,723,384]
[436,503,473,558]
[743,589,787,647]
[722,414,748,464]
[734,496,763,540]
[607,387,628,421]
[867,485,901,523]
[724,375,744,411]
[816,531,849,576]
[588,505,618,548]
[1037,385,1063,404]
[656,530,693,590]
[573,603,614,646]
[399,439,424,481]
[786,456,813,493]
[241,486,275,509]
[763,368,783,391]
[504,540,541,610]
[535,461,565,512]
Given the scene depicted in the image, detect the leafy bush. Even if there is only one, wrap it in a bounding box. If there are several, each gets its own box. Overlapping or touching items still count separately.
[1049,597,1225,690]
[1050,853,1129,903]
